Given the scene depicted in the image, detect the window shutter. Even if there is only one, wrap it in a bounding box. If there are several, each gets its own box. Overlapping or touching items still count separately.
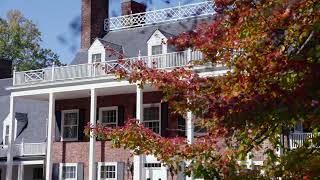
[161,102,169,137]
[55,111,62,142]
[78,109,85,141]
[118,106,125,126]
[177,115,186,137]
[96,108,100,122]
[132,105,136,119]
[52,163,60,180]
[117,162,125,180]
[77,163,84,180]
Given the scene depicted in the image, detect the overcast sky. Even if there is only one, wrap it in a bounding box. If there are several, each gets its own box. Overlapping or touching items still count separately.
[0,0,200,64]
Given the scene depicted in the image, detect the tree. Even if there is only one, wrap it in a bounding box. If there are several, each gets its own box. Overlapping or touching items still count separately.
[0,10,64,71]
[86,0,320,179]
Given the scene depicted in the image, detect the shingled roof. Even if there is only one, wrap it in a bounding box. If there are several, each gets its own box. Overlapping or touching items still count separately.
[71,16,214,65]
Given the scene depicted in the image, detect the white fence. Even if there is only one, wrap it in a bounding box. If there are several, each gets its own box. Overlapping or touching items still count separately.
[289,133,318,149]
[0,142,46,157]
[105,1,215,31]
[14,50,204,86]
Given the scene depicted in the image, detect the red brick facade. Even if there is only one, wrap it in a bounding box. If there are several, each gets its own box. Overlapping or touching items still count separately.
[121,0,146,16]
[53,91,181,179]
[81,0,109,49]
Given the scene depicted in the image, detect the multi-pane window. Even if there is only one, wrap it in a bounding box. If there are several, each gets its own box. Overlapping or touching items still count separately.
[143,105,160,134]
[4,125,9,145]
[151,45,163,55]
[92,53,102,62]
[100,107,118,128]
[33,167,43,180]
[61,165,77,180]
[62,110,79,141]
[144,163,161,168]
[100,165,116,179]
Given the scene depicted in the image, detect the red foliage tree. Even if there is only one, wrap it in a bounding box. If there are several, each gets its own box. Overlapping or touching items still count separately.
[86,0,320,178]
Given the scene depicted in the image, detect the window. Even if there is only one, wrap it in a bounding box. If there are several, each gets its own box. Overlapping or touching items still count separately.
[98,162,117,180]
[60,164,77,180]
[151,45,163,55]
[92,53,102,62]
[99,107,118,128]
[143,104,160,134]
[62,110,79,141]
[144,163,161,168]
[4,125,9,145]
[33,167,43,180]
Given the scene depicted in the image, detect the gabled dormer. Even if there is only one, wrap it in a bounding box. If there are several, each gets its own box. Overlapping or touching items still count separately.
[147,30,168,56]
[88,38,123,63]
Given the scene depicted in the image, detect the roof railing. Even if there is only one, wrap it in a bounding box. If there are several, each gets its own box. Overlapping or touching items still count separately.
[104,1,216,31]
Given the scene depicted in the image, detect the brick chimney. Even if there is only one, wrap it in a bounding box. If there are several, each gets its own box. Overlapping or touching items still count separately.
[121,0,146,16]
[81,0,109,49]
[0,59,12,79]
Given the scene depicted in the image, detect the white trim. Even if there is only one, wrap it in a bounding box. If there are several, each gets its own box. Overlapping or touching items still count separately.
[88,39,106,63]
[97,162,118,180]
[147,30,168,57]
[0,160,44,166]
[59,163,78,180]
[143,103,161,135]
[61,109,79,141]
[99,106,118,127]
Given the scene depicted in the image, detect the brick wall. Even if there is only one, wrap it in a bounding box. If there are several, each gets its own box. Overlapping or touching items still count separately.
[81,0,109,49]
[121,0,146,16]
[53,92,181,179]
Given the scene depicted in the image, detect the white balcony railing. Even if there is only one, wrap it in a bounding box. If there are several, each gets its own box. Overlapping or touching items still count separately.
[104,1,216,31]
[14,50,204,86]
[0,142,46,157]
[289,133,319,149]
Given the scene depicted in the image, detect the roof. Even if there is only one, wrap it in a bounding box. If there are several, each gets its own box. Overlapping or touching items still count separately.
[71,16,215,64]
[0,96,48,144]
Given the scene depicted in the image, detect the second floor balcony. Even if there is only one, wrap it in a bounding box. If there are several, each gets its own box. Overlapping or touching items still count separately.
[13,50,205,87]
[0,142,46,157]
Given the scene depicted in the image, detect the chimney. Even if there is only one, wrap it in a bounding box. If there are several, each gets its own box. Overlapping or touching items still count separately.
[81,0,109,49]
[121,0,146,16]
[0,59,12,79]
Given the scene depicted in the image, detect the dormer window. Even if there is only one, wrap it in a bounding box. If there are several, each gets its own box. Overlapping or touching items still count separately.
[151,45,163,55]
[92,53,102,63]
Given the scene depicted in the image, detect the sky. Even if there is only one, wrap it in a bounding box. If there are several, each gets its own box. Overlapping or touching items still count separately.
[0,0,200,64]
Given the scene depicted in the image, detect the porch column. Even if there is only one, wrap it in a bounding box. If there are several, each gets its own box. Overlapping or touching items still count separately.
[6,95,15,180]
[186,111,194,180]
[18,164,24,180]
[134,84,145,180]
[89,88,97,180]
[46,92,55,180]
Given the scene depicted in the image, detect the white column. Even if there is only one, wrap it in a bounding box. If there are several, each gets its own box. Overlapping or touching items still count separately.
[46,92,55,180]
[18,164,24,180]
[186,111,194,144]
[186,111,194,180]
[89,88,97,180]
[6,95,15,180]
[134,84,145,180]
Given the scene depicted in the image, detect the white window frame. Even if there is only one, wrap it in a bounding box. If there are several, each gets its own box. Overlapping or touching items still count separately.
[61,109,79,141]
[59,163,78,180]
[99,107,118,128]
[143,103,161,135]
[92,53,102,62]
[97,162,118,180]
[2,115,18,146]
